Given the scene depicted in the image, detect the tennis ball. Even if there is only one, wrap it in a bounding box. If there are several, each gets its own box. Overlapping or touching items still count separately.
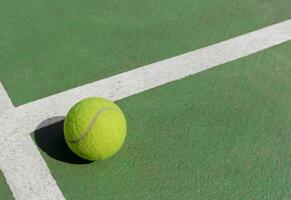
[63,97,127,161]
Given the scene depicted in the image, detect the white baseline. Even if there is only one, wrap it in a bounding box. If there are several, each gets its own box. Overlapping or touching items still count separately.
[2,19,291,136]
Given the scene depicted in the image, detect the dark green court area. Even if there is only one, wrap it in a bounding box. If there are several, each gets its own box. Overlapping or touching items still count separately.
[1,0,291,106]
[0,171,13,200]
[33,42,291,199]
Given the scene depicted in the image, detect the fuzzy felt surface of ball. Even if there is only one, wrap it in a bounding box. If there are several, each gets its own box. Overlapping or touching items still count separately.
[64,97,127,161]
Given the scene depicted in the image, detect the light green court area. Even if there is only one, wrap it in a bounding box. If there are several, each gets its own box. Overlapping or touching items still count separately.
[1,0,291,106]
[33,42,291,199]
[0,171,14,200]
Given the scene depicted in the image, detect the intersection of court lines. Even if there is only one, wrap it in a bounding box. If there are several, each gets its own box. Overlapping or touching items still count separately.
[0,19,291,199]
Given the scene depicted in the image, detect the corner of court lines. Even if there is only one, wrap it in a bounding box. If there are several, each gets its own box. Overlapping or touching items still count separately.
[0,18,290,200]
[0,81,65,200]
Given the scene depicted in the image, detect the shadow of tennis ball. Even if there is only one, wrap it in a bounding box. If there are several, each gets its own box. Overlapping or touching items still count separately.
[34,117,92,164]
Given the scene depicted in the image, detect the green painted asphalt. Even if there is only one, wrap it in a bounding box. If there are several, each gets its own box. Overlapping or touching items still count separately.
[0,171,13,200]
[1,0,291,105]
[33,42,291,199]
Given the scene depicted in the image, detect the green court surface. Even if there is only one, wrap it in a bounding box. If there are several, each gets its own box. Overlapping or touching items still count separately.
[1,0,291,105]
[0,171,13,200]
[33,42,291,199]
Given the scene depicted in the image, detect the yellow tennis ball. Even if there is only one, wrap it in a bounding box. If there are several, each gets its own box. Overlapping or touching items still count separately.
[64,97,127,161]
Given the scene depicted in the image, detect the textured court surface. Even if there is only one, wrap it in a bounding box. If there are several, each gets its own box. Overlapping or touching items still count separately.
[0,1,291,199]
[0,171,13,200]
[33,42,291,199]
[1,1,291,105]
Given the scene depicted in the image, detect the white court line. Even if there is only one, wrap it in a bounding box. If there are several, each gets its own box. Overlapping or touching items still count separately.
[0,82,65,199]
[0,134,65,200]
[0,19,290,199]
[2,19,291,136]
[0,82,13,113]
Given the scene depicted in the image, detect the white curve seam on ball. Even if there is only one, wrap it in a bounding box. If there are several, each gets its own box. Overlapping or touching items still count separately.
[66,107,114,143]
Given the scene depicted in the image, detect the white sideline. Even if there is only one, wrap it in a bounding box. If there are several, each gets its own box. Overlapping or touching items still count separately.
[0,83,65,199]
[0,19,290,199]
[0,134,65,200]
